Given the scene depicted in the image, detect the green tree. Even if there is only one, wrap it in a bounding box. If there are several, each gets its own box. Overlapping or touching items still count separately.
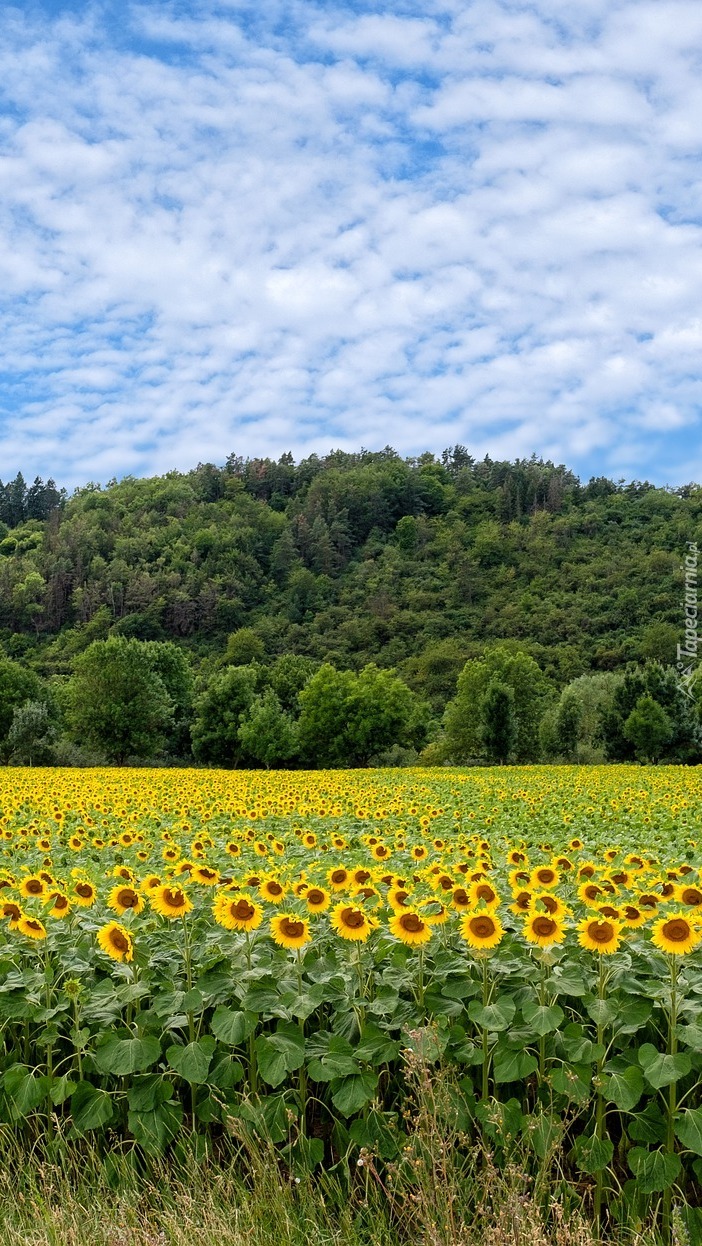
[224,627,265,666]
[237,689,299,768]
[191,665,259,766]
[6,700,56,765]
[442,646,552,762]
[142,641,194,756]
[623,693,673,763]
[268,654,318,713]
[64,637,173,762]
[480,679,517,764]
[298,663,427,766]
[0,657,43,745]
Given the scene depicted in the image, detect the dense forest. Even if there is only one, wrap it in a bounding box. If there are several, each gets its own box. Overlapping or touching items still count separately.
[0,447,700,766]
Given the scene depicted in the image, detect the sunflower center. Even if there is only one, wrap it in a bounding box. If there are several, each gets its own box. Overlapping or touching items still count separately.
[355,871,371,884]
[26,880,42,894]
[469,915,496,939]
[541,896,558,913]
[266,882,283,896]
[662,919,691,942]
[532,916,557,938]
[3,903,20,919]
[280,918,304,938]
[475,884,495,902]
[331,870,347,884]
[588,921,614,943]
[233,899,255,920]
[307,889,325,905]
[682,889,702,906]
[454,888,469,905]
[109,929,130,952]
[341,907,365,929]
[76,883,93,898]
[399,914,424,933]
[584,885,601,900]
[118,889,138,908]
[164,888,186,908]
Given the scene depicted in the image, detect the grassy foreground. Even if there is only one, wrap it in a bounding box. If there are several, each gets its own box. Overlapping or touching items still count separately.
[0,1140,664,1246]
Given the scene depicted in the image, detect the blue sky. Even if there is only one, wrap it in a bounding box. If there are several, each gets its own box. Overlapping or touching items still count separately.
[0,0,701,488]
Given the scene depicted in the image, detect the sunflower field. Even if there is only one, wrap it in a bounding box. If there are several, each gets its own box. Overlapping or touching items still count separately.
[1,764,702,1236]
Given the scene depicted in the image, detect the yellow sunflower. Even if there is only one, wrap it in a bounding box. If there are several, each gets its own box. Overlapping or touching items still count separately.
[330,903,377,942]
[72,880,98,907]
[389,909,433,946]
[18,876,45,900]
[530,865,560,890]
[46,891,71,919]
[577,917,622,955]
[259,878,286,904]
[651,913,700,956]
[328,867,351,892]
[523,912,565,949]
[150,885,193,919]
[108,884,144,916]
[270,913,311,949]
[191,866,220,886]
[460,911,505,951]
[213,892,263,932]
[304,886,331,913]
[468,880,500,910]
[18,916,47,941]
[2,901,23,930]
[97,921,134,963]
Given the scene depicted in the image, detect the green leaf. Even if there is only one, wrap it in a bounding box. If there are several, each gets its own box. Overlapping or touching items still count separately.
[493,1048,538,1084]
[521,1002,564,1036]
[94,1035,161,1076]
[613,999,652,1035]
[675,1108,702,1156]
[575,1134,614,1175]
[128,1100,183,1155]
[527,1114,559,1160]
[254,1036,288,1088]
[550,1064,591,1104]
[628,1147,682,1193]
[638,1045,691,1090]
[71,1082,114,1132]
[551,969,587,997]
[468,997,516,1032]
[127,1075,172,1113]
[50,1075,77,1106]
[210,1008,256,1046]
[678,1024,702,1052]
[585,998,618,1027]
[331,1072,379,1116]
[3,1066,49,1116]
[167,1036,216,1085]
[266,1022,306,1072]
[602,1065,644,1112]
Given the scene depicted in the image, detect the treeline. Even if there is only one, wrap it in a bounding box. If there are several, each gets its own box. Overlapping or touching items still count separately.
[0,636,699,767]
[0,445,701,766]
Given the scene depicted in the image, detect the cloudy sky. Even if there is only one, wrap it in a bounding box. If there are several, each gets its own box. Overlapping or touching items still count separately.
[0,0,701,488]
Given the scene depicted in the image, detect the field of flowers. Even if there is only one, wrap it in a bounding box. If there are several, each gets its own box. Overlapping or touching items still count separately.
[0,764,701,1235]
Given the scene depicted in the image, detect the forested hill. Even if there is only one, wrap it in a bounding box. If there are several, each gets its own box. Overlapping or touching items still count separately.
[0,448,699,699]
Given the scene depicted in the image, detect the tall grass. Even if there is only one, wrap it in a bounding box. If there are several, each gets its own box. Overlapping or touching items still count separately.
[0,1053,669,1246]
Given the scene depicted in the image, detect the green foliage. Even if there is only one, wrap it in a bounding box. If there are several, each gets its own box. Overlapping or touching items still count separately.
[190,664,259,765]
[0,658,43,744]
[298,663,428,766]
[6,700,57,765]
[479,680,517,764]
[64,637,174,762]
[237,689,299,768]
[623,694,674,763]
[443,646,552,762]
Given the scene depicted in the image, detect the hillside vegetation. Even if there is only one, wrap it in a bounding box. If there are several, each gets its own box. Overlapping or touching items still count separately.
[0,448,699,765]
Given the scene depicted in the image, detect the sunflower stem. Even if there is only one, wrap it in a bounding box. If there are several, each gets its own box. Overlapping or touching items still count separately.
[663,955,679,1244]
[182,913,197,1131]
[296,949,307,1137]
[44,943,54,1140]
[481,956,490,1104]
[594,954,606,1240]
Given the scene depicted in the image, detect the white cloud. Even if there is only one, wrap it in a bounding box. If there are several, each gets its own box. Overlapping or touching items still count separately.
[0,0,700,487]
